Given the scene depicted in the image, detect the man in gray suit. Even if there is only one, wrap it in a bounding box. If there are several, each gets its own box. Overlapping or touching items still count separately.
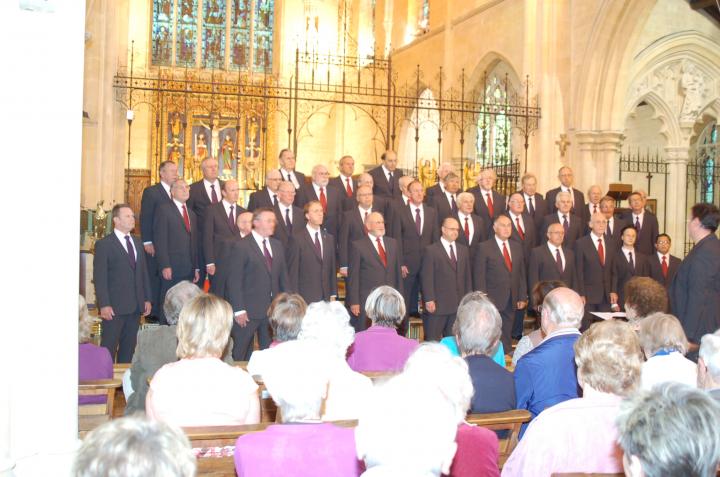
[93,204,152,362]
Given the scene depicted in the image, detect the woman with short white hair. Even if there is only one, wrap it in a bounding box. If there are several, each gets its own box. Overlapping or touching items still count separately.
[298,301,373,421]
[146,294,260,426]
[638,312,697,390]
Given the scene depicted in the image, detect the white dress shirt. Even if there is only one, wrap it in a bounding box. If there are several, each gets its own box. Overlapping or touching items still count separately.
[339,174,353,193]
[557,210,571,224]
[622,247,636,267]
[657,251,669,263]
[440,237,456,261]
[494,235,511,260]
[312,183,328,201]
[280,202,294,226]
[114,229,137,260]
[358,206,372,223]
[588,202,600,216]
[607,217,616,236]
[307,224,323,257]
[590,232,605,252]
[251,230,272,257]
[480,188,494,206]
[561,186,575,205]
[402,195,409,206]
[445,191,457,209]
[203,179,221,202]
[222,199,237,219]
[381,164,394,182]
[547,242,565,270]
[369,233,385,255]
[280,168,300,189]
[523,193,535,209]
[458,211,474,242]
[632,211,644,229]
[409,202,425,233]
[173,199,189,216]
[160,181,172,198]
[508,211,525,235]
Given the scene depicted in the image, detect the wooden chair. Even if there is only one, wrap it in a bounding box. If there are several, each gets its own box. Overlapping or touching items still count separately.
[466,409,531,468]
[78,379,122,438]
[112,362,130,381]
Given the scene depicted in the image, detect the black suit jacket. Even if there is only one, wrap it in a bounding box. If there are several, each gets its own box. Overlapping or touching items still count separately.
[574,235,613,305]
[93,233,151,314]
[467,187,506,235]
[604,216,629,249]
[580,203,603,232]
[247,188,277,211]
[670,234,720,342]
[420,242,472,315]
[545,187,585,215]
[528,244,577,303]
[297,183,342,238]
[273,204,306,251]
[473,238,528,309]
[369,165,402,199]
[338,207,375,268]
[426,190,458,226]
[648,253,681,289]
[279,169,306,187]
[188,180,223,268]
[425,183,444,204]
[611,249,651,306]
[203,201,244,266]
[391,203,440,274]
[225,235,289,319]
[516,192,547,234]
[140,183,172,244]
[287,227,337,303]
[347,235,403,306]
[620,211,659,256]
[153,202,199,276]
[454,212,487,262]
[507,212,537,262]
[329,175,358,210]
[209,234,245,297]
[466,354,516,413]
[540,213,583,250]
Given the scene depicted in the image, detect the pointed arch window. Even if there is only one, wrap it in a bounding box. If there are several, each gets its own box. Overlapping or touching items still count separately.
[476,76,511,165]
[698,122,718,204]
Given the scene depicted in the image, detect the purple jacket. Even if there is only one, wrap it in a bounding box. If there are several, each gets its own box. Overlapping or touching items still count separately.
[347,325,419,372]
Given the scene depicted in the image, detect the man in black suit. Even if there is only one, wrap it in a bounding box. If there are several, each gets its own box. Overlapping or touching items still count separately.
[545,166,585,214]
[610,226,651,310]
[247,169,282,211]
[203,179,245,283]
[670,203,720,357]
[648,233,681,289]
[473,215,528,350]
[94,204,152,362]
[528,223,577,305]
[225,208,290,360]
[580,185,604,231]
[540,191,583,249]
[298,164,342,239]
[621,191,659,256]
[467,168,506,236]
[329,155,358,209]
[427,171,461,226]
[140,160,178,316]
[369,150,402,200]
[518,172,548,235]
[273,180,306,251]
[575,212,613,326]
[599,195,628,247]
[343,172,391,217]
[424,162,453,204]
[188,157,222,287]
[455,191,486,261]
[347,211,403,331]
[420,217,472,341]
[506,192,537,339]
[154,179,200,322]
[210,211,253,297]
[392,180,440,324]
[287,200,337,303]
[338,185,376,274]
[278,149,306,200]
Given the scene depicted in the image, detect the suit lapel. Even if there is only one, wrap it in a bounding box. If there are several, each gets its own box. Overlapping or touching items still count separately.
[367,236,385,267]
[304,228,323,262]
[249,237,272,276]
[111,233,135,270]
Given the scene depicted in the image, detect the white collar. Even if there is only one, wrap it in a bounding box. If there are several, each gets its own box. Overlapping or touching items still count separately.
[204,178,220,187]
[173,199,186,208]
[114,228,131,241]
[440,237,455,249]
[306,224,321,236]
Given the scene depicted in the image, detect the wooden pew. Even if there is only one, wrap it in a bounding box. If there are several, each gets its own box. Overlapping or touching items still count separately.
[78,379,122,438]
[466,409,531,468]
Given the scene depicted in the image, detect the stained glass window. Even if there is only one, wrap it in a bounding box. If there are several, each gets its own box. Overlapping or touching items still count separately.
[253,0,274,72]
[230,0,251,70]
[420,0,429,29]
[176,0,198,67]
[202,0,226,68]
[476,76,511,165]
[699,123,718,203]
[152,0,174,65]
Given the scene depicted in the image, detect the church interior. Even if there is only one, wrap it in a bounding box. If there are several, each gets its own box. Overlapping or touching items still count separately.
[1,0,720,475]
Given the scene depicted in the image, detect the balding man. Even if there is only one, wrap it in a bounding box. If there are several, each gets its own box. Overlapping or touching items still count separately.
[247,169,282,211]
[528,223,577,306]
[369,150,402,200]
[581,185,604,230]
[517,172,547,235]
[545,166,585,214]
[349,172,390,216]
[455,192,487,261]
[575,212,615,323]
[202,179,246,280]
[424,162,453,203]
[277,149,306,195]
[298,164,342,238]
[514,287,583,436]
[540,191,583,250]
[188,157,223,285]
[467,168,506,236]
[599,195,628,247]
[329,155,358,207]
[338,185,377,273]
[698,330,720,401]
[272,181,306,251]
[347,212,403,331]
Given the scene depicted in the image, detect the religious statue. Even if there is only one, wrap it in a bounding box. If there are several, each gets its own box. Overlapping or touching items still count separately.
[419,159,437,189]
[244,155,259,190]
[463,161,482,188]
[93,200,107,240]
[555,133,571,158]
[220,134,234,176]
[168,138,182,163]
[680,61,704,122]
[195,133,208,162]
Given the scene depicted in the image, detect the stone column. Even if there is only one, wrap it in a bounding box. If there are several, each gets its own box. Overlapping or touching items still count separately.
[664,146,690,257]
[571,130,625,193]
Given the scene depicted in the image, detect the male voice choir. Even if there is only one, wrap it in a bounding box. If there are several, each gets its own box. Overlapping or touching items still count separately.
[94,149,719,364]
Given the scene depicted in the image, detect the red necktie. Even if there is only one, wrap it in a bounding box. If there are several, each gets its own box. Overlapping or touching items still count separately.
[661,256,668,278]
[516,217,525,240]
[555,247,563,273]
[210,184,219,203]
[502,241,512,272]
[376,237,387,267]
[263,238,273,270]
[182,204,191,233]
[486,193,494,217]
[464,217,470,242]
[449,243,457,268]
[319,187,327,213]
[597,238,605,266]
[345,178,353,197]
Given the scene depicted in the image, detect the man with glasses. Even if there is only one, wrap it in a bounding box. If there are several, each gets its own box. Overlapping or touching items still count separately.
[648,234,681,289]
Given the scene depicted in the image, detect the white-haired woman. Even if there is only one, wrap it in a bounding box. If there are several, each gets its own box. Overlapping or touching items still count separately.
[298,301,373,421]
[79,295,113,404]
[638,313,697,390]
[146,294,260,426]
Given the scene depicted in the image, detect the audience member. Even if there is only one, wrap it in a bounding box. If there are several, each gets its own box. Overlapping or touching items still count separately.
[146,294,260,426]
[512,280,565,366]
[503,319,642,476]
[698,329,720,401]
[638,313,697,389]
[617,383,720,477]
[78,295,113,405]
[347,286,418,372]
[623,276,668,328]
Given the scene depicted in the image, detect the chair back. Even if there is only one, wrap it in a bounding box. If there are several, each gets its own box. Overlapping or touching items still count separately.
[466,409,531,467]
[78,379,122,437]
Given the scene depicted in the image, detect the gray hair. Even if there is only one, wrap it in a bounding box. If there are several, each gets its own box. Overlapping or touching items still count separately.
[543,287,583,328]
[455,292,502,356]
[298,301,355,359]
[638,313,689,356]
[555,190,572,206]
[617,382,720,477]
[365,286,406,328]
[268,293,307,342]
[72,415,196,477]
[163,281,203,325]
[699,330,720,382]
[79,295,93,344]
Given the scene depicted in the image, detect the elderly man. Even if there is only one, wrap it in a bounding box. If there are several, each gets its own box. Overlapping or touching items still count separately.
[473,215,527,350]
[699,329,720,401]
[347,212,402,331]
[507,192,537,260]
[514,287,583,436]
[247,169,282,210]
[468,168,506,236]
[202,179,245,280]
[369,150,402,199]
[581,185,604,229]
[351,172,390,216]
[277,148,306,195]
[575,212,614,324]
[329,154,357,204]
[455,191,486,260]
[599,195,628,247]
[540,191,583,249]
[425,162,454,203]
[617,383,720,477]
[188,157,222,284]
[272,180,305,251]
[545,166,585,214]
[298,164,342,239]
[648,233,682,289]
[528,223,577,305]
[517,172,547,234]
[427,171,461,225]
[620,191,659,255]
[338,184,377,274]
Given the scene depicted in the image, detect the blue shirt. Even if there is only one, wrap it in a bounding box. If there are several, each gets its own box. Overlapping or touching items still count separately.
[439,336,506,367]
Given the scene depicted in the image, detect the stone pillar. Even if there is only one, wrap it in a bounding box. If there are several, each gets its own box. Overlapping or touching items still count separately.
[664,146,690,257]
[572,130,625,193]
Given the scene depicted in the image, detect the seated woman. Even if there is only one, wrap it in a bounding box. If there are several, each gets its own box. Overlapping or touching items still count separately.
[623,277,669,328]
[146,294,260,427]
[247,293,306,377]
[79,295,113,404]
[298,301,373,421]
[638,312,697,390]
[234,340,363,477]
[512,280,565,366]
[347,286,418,372]
[503,319,642,476]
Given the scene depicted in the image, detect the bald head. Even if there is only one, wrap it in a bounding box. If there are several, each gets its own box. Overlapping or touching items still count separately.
[547,222,565,247]
[358,173,374,188]
[265,169,282,193]
[541,287,584,332]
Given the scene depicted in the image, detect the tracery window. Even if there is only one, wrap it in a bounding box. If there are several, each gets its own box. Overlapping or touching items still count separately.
[697,122,719,204]
[476,76,511,165]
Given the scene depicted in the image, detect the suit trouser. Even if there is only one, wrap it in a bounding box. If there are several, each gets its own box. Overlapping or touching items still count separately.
[511,308,526,338]
[351,309,370,333]
[231,317,271,361]
[402,269,421,316]
[146,254,161,316]
[497,298,515,353]
[101,310,141,363]
[158,270,195,324]
[422,313,456,342]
